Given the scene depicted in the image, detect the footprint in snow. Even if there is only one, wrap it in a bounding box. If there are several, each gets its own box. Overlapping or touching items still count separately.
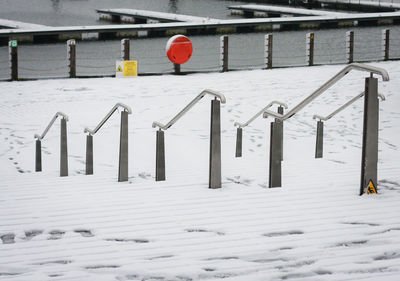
[263,230,304,237]
[105,238,150,243]
[74,229,94,237]
[185,228,225,236]
[0,233,15,244]
[48,230,65,240]
[24,229,43,240]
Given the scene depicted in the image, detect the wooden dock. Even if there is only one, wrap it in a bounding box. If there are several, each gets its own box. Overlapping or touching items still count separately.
[0,19,48,29]
[315,0,400,12]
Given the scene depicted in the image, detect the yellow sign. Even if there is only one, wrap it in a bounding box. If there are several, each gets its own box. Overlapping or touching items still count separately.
[366,180,377,194]
[117,66,122,72]
[123,61,137,76]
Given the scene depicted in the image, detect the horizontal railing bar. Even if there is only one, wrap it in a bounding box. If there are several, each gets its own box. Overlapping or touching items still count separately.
[234,101,288,128]
[313,92,385,121]
[262,63,389,121]
[84,103,132,135]
[152,89,226,130]
[34,112,69,140]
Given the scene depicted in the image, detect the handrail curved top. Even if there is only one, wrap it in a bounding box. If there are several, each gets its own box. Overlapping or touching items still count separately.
[84,103,132,135]
[313,92,386,121]
[234,101,288,128]
[152,89,226,130]
[34,111,69,140]
[262,63,389,121]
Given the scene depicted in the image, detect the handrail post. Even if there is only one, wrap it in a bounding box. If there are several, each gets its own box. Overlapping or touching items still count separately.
[269,106,284,188]
[265,34,273,69]
[155,129,166,181]
[346,30,354,64]
[235,127,243,157]
[209,98,222,189]
[35,139,42,172]
[174,63,181,75]
[382,29,390,61]
[67,39,76,78]
[315,120,324,158]
[220,35,228,72]
[306,33,314,67]
[121,38,130,61]
[60,117,68,177]
[9,40,18,81]
[118,110,129,182]
[360,76,379,195]
[86,135,93,175]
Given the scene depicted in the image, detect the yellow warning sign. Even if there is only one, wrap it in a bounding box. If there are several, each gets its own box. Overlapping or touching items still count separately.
[123,61,137,76]
[366,180,377,194]
[117,66,122,72]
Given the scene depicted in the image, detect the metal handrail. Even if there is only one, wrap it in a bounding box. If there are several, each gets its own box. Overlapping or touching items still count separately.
[234,101,288,128]
[152,89,226,130]
[313,92,386,121]
[34,112,69,140]
[262,63,389,120]
[84,103,132,135]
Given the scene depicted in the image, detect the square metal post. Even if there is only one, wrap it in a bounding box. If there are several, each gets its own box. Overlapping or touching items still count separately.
[9,40,18,81]
[220,35,228,72]
[360,77,379,195]
[35,139,42,172]
[346,30,354,64]
[67,39,76,78]
[118,111,129,182]
[60,118,68,177]
[174,63,181,75]
[306,33,314,67]
[86,135,93,175]
[382,29,390,61]
[276,106,284,161]
[265,34,273,69]
[315,120,324,158]
[235,127,242,158]
[269,121,282,188]
[156,130,166,181]
[209,99,221,189]
[121,38,130,61]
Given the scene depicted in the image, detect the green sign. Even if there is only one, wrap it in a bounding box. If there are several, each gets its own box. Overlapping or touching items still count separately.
[11,40,17,47]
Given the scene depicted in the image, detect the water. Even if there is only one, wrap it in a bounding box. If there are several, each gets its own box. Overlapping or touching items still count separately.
[0,0,399,79]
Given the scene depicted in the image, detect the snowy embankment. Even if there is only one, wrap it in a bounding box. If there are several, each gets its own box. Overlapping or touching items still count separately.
[0,62,399,281]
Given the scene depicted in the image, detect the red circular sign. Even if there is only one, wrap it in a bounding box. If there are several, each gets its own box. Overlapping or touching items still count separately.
[166,35,193,64]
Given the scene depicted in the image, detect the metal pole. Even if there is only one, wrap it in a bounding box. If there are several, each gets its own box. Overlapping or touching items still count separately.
[121,38,130,61]
[269,121,282,188]
[86,135,93,175]
[118,110,129,182]
[156,130,166,181]
[235,127,242,157]
[209,99,222,189]
[360,76,379,195]
[60,118,68,177]
[35,139,42,172]
[276,106,284,161]
[9,40,18,81]
[174,63,181,74]
[265,34,273,69]
[307,33,314,67]
[382,29,390,61]
[346,30,354,64]
[67,39,76,78]
[315,120,324,158]
[220,35,228,72]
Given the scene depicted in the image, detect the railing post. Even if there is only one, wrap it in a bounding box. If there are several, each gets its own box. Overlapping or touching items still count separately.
[86,135,93,175]
[9,40,18,81]
[360,76,379,195]
[382,29,390,61]
[209,98,222,189]
[67,39,76,78]
[60,118,68,177]
[346,30,354,64]
[220,35,228,72]
[276,106,284,161]
[118,110,129,182]
[121,38,130,61]
[156,130,166,181]
[235,127,243,157]
[315,120,324,158]
[306,32,314,67]
[174,63,181,74]
[265,34,273,69]
[269,121,282,188]
[35,139,42,172]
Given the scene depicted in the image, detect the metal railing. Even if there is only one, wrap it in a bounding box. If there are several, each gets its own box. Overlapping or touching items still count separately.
[34,112,68,140]
[84,102,132,135]
[313,92,385,121]
[234,101,288,128]
[262,63,389,120]
[84,103,132,182]
[152,89,226,130]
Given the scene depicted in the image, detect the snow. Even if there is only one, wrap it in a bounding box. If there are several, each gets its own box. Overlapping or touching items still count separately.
[0,61,400,281]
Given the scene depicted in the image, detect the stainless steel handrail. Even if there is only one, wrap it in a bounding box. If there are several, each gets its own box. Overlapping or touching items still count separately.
[262,63,389,120]
[34,112,69,140]
[84,103,132,135]
[313,92,386,121]
[152,89,226,130]
[234,101,288,128]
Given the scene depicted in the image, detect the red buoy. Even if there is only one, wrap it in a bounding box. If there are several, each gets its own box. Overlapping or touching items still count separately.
[166,35,193,64]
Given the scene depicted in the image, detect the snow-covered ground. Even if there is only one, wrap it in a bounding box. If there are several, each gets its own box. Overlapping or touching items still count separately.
[0,62,399,281]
